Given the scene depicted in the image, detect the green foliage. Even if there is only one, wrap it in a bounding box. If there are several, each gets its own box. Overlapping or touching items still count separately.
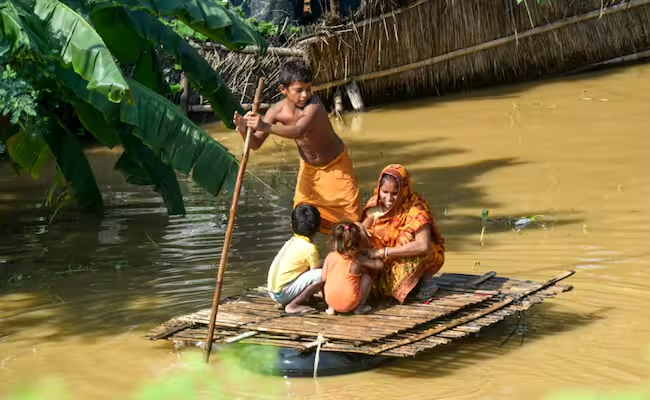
[91,7,244,124]
[4,128,51,178]
[0,0,269,216]
[92,0,268,51]
[163,19,208,42]
[163,3,301,41]
[115,131,186,215]
[34,0,129,103]
[0,65,39,124]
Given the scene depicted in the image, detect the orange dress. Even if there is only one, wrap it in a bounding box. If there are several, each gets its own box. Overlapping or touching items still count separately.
[323,252,361,312]
[293,150,361,234]
[362,164,445,303]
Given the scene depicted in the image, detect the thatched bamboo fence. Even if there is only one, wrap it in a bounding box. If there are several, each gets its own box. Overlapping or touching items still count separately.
[307,0,650,106]
[189,0,650,113]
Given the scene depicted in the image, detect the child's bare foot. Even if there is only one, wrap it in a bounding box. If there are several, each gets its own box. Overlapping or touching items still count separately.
[284,305,317,315]
[325,307,336,315]
[354,304,372,314]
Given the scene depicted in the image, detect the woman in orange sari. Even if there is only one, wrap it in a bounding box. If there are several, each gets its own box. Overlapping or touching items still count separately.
[361,164,445,303]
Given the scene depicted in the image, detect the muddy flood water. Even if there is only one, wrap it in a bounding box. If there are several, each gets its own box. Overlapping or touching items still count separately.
[2,64,650,400]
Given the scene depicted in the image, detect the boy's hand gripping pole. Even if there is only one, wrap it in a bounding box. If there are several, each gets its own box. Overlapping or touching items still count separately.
[204,78,265,362]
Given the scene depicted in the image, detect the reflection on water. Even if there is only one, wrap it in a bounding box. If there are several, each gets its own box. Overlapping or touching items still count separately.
[2,64,650,400]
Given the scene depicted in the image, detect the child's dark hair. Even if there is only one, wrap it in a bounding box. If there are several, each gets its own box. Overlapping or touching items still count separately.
[279,58,313,87]
[380,173,399,188]
[292,204,320,237]
[330,221,361,259]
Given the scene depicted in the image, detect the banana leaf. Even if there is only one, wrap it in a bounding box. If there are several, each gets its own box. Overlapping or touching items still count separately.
[87,6,169,96]
[4,129,51,179]
[62,69,238,199]
[92,0,267,51]
[58,67,120,118]
[43,124,103,212]
[115,130,185,215]
[33,0,129,103]
[121,79,238,196]
[71,99,121,147]
[132,45,169,96]
[91,6,240,128]
[0,0,48,55]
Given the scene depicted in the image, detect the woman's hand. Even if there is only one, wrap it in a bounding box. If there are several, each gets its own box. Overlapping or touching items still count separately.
[369,248,384,259]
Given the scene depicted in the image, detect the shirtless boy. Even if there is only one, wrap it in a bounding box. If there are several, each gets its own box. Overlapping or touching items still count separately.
[234,59,360,234]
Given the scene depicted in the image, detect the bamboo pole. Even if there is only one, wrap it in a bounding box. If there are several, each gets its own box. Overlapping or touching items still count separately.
[369,270,575,355]
[188,103,272,113]
[312,0,650,92]
[195,42,307,58]
[203,77,265,363]
[466,271,497,287]
[180,75,190,113]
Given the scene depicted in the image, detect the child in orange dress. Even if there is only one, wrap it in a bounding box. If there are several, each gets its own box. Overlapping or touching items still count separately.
[322,221,384,315]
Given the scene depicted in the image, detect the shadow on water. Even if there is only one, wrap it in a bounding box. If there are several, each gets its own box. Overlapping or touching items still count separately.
[376,303,609,379]
[0,132,585,344]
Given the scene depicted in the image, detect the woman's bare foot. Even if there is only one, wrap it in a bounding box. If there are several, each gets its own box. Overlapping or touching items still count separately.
[325,307,336,315]
[354,304,372,314]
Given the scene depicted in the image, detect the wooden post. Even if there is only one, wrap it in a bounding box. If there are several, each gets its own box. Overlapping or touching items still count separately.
[333,88,344,119]
[345,81,365,112]
[180,75,190,113]
[329,0,340,15]
[203,77,265,363]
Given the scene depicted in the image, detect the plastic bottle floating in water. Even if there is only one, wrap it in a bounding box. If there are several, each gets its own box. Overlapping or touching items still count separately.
[512,215,552,231]
[513,217,533,231]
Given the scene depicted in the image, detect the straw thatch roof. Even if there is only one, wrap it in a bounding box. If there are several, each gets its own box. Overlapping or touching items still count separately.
[188,0,650,113]
[305,0,650,107]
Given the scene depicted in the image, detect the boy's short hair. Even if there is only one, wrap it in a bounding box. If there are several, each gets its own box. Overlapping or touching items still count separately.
[279,59,313,87]
[292,204,320,237]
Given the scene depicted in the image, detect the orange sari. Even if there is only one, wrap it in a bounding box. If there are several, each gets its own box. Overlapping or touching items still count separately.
[362,164,445,303]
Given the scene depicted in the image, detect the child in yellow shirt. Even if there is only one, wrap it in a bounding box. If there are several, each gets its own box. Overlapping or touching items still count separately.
[267,204,323,314]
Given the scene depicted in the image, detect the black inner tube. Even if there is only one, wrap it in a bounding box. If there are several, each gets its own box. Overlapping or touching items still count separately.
[239,345,393,377]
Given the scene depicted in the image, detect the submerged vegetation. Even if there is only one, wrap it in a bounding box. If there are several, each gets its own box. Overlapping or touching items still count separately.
[0,0,269,217]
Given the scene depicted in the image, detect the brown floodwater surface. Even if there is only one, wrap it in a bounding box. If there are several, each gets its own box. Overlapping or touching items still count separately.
[2,64,650,400]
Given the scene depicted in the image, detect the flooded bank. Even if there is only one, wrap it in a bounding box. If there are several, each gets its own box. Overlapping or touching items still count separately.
[2,64,650,399]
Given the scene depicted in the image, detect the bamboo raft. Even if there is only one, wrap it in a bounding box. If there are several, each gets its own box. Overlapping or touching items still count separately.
[146,271,574,358]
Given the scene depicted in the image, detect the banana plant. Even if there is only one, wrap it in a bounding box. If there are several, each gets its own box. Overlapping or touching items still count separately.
[0,0,267,216]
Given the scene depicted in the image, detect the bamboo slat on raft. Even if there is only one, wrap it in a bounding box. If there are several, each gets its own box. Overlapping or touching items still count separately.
[146,272,574,357]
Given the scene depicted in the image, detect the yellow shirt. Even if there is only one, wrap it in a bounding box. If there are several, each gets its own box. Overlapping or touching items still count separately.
[267,235,320,293]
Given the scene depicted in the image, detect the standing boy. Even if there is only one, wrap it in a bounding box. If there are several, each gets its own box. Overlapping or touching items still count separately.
[233,59,360,234]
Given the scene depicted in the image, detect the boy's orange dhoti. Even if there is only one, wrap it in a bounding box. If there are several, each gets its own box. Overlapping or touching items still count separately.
[293,150,360,234]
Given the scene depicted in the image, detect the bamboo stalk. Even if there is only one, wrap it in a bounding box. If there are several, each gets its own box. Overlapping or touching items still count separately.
[188,103,272,113]
[369,270,575,355]
[180,76,190,113]
[203,77,265,363]
[196,42,307,57]
[465,271,497,287]
[225,331,259,343]
[312,0,650,92]
[147,322,194,340]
